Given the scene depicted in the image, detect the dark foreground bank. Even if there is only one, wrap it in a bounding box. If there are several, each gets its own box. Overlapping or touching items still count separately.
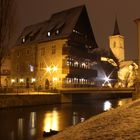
[46,98,140,140]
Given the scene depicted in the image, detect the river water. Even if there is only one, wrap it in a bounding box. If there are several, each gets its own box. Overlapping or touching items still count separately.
[0,98,132,140]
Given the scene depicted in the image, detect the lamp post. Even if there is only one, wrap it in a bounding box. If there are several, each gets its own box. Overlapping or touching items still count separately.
[46,65,58,90]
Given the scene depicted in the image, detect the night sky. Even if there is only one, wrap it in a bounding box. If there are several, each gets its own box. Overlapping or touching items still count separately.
[16,0,140,60]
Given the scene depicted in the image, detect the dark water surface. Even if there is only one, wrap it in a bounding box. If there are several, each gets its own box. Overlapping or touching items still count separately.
[0,98,131,140]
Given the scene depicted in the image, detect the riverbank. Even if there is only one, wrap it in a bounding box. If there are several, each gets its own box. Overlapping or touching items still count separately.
[0,91,132,108]
[46,98,140,140]
[0,93,61,108]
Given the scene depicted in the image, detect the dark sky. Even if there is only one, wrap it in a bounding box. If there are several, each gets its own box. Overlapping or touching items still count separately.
[16,0,140,60]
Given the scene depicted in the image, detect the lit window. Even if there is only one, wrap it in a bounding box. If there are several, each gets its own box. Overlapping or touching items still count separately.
[67,61,70,66]
[11,79,15,83]
[56,30,59,34]
[29,65,34,72]
[53,77,58,81]
[82,63,86,68]
[74,61,78,67]
[19,78,24,83]
[73,29,76,33]
[31,78,36,83]
[22,36,25,43]
[47,32,51,37]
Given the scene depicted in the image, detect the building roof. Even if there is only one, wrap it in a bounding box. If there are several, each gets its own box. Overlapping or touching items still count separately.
[113,18,120,35]
[16,5,96,46]
[134,18,140,23]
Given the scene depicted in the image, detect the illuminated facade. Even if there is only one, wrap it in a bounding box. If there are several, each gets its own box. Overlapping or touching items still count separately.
[11,5,98,89]
[108,19,138,88]
[0,52,11,87]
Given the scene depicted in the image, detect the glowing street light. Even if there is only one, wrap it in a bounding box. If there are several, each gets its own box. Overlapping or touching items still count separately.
[19,78,24,83]
[46,65,58,89]
[46,67,51,73]
[46,66,58,73]
[52,66,58,72]
[11,79,15,84]
[104,76,110,82]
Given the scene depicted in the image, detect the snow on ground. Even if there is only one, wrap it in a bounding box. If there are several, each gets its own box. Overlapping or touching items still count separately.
[45,99,140,140]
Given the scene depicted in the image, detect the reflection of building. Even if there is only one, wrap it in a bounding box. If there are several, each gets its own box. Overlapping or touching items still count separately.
[11,5,98,89]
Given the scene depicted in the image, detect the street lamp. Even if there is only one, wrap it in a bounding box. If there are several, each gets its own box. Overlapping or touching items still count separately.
[46,65,58,89]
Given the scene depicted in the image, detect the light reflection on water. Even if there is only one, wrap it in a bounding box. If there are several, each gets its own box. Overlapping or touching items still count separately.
[29,112,36,136]
[118,98,132,106]
[18,118,24,140]
[43,108,59,132]
[0,98,132,140]
[104,101,112,111]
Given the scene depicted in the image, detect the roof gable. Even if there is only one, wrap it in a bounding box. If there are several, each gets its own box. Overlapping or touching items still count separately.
[16,5,97,46]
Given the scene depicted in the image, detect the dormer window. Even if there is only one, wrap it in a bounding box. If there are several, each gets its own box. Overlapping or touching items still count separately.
[56,30,59,35]
[22,36,25,43]
[47,31,51,37]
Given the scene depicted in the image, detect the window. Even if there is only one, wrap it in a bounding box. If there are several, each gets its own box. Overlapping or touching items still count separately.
[22,36,25,43]
[17,51,20,57]
[41,48,45,56]
[56,30,59,35]
[40,62,44,70]
[74,61,78,67]
[52,45,56,54]
[29,65,34,72]
[113,41,116,48]
[47,32,51,37]
[16,64,20,72]
[26,49,30,55]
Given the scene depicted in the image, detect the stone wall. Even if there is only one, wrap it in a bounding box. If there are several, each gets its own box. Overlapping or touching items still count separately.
[0,94,61,108]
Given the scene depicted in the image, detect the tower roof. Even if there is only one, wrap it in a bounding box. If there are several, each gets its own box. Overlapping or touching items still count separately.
[113,18,120,35]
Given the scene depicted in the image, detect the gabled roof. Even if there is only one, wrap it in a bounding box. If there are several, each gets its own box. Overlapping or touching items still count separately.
[16,5,89,45]
[113,18,120,35]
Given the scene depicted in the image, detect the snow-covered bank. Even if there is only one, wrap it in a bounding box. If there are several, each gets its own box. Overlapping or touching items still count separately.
[46,99,140,140]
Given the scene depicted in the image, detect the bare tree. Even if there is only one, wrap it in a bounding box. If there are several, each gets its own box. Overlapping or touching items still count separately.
[0,0,15,87]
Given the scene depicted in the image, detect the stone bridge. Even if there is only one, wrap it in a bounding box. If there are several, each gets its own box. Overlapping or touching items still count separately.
[58,87,135,103]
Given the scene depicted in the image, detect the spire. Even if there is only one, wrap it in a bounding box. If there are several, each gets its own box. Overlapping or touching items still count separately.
[113,17,120,35]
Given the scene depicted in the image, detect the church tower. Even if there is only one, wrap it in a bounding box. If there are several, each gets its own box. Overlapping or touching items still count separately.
[109,18,125,62]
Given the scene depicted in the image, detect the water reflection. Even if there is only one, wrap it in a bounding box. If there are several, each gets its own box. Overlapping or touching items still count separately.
[43,108,59,132]
[0,98,132,140]
[104,101,112,111]
[72,112,78,125]
[29,112,36,136]
[118,98,132,107]
[18,118,24,140]
[10,131,14,140]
